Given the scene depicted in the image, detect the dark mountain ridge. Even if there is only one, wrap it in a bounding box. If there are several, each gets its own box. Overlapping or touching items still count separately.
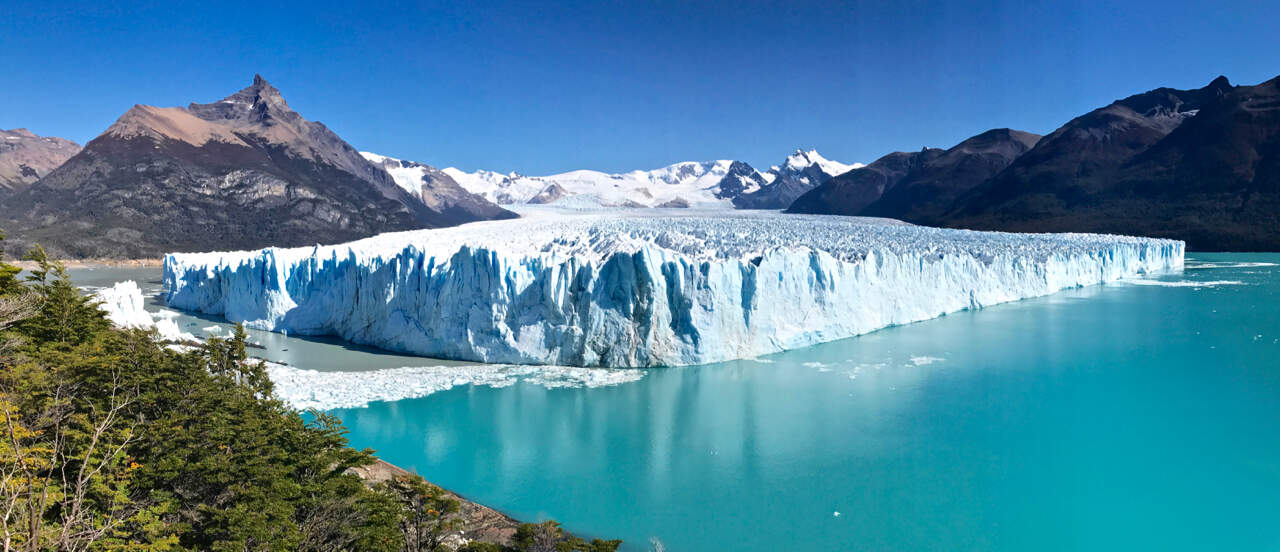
[941,74,1280,250]
[786,128,1038,220]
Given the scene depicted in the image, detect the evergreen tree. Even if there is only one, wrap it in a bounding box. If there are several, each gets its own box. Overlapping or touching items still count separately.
[0,240,619,551]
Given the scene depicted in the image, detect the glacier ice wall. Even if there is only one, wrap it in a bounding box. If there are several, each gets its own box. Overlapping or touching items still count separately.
[163,211,1184,367]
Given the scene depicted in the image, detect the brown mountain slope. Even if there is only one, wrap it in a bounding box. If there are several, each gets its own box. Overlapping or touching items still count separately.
[0,128,80,192]
[1,76,514,258]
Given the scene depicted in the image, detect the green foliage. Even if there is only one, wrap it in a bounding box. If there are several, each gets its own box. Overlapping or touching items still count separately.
[511,521,621,552]
[0,247,404,551]
[0,242,620,551]
[376,474,460,552]
[0,231,22,296]
[16,245,110,346]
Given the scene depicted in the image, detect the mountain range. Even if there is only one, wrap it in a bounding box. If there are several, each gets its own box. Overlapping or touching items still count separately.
[790,74,1280,251]
[4,73,1278,256]
[434,149,861,209]
[941,75,1280,251]
[788,129,1042,221]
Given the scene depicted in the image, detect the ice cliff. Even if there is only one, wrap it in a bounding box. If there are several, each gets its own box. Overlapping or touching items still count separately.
[163,211,1184,367]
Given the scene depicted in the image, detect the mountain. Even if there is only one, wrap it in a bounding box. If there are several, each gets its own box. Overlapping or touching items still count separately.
[732,149,862,209]
[0,128,80,192]
[941,75,1280,250]
[442,160,770,208]
[0,75,512,258]
[442,149,859,210]
[857,129,1041,222]
[787,130,1039,219]
[787,149,942,216]
[360,153,516,224]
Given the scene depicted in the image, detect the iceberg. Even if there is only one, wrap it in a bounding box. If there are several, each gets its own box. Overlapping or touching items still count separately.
[94,280,199,343]
[93,280,154,329]
[162,211,1184,367]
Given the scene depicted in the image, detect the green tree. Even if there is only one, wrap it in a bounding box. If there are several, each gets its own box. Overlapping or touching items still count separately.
[0,242,619,551]
[0,232,22,296]
[377,473,460,552]
[16,246,109,346]
[512,521,621,552]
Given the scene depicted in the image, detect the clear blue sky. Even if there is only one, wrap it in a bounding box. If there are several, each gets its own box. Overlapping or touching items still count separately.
[2,0,1277,174]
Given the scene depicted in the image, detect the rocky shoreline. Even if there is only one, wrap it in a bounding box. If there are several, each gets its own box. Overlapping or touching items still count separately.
[350,459,523,549]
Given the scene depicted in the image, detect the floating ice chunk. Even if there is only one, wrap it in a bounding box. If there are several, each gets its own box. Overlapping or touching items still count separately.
[154,318,199,343]
[93,281,154,329]
[908,356,944,366]
[93,281,198,342]
[163,211,1184,368]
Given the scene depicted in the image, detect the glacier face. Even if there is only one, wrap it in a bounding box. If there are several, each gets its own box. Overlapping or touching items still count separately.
[162,211,1184,368]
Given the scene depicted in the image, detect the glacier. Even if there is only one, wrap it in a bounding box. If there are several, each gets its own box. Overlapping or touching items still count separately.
[162,210,1184,368]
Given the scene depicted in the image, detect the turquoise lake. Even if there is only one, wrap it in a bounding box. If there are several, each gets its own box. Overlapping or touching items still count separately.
[72,254,1280,550]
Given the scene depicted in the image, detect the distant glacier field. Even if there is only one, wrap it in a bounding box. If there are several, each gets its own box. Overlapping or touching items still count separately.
[161,210,1183,367]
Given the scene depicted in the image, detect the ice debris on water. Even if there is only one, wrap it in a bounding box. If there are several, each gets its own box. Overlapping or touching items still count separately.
[265,363,646,410]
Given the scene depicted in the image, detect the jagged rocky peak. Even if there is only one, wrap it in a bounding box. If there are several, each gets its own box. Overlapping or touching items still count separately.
[187,74,293,123]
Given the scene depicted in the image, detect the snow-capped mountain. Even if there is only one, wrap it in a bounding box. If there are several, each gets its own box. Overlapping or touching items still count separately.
[777,149,861,181]
[732,149,865,209]
[440,150,858,210]
[440,160,767,208]
[360,152,515,224]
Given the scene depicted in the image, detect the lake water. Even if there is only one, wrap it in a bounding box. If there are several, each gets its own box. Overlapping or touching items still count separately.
[70,254,1280,551]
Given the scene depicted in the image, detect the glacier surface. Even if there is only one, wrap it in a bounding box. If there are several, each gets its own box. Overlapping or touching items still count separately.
[163,210,1184,368]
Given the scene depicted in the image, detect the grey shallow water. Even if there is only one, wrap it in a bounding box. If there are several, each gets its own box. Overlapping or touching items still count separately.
[70,254,1280,550]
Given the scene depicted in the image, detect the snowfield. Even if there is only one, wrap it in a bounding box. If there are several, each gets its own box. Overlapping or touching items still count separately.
[433,149,863,209]
[162,210,1184,367]
[441,160,753,208]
